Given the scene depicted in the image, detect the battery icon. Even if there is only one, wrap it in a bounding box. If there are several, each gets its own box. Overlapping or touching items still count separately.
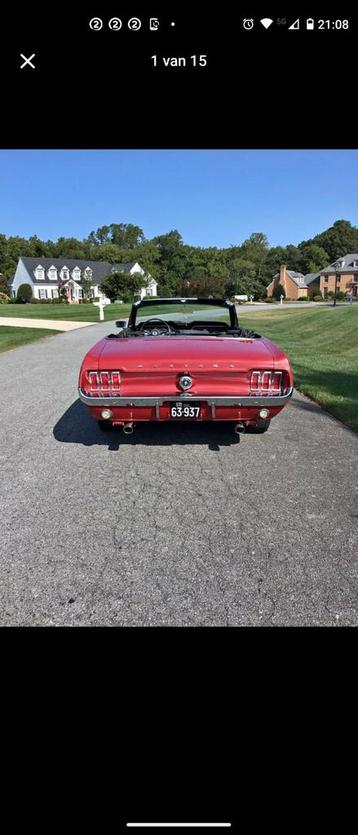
[306,18,314,29]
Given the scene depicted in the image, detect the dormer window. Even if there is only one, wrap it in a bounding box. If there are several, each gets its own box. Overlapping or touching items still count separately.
[34,265,45,281]
[84,267,93,279]
[47,265,58,281]
[60,266,70,281]
[72,267,81,281]
[352,260,358,268]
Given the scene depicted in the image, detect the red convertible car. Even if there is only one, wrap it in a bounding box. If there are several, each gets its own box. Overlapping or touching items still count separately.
[78,298,293,434]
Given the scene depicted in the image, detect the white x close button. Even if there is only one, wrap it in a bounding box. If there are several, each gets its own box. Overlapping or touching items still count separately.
[20,53,36,69]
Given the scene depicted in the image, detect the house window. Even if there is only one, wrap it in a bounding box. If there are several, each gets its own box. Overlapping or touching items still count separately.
[84,267,93,279]
[78,288,83,298]
[51,288,58,299]
[324,277,328,283]
[35,266,45,281]
[48,266,57,281]
[72,267,81,281]
[39,288,47,299]
[60,267,70,281]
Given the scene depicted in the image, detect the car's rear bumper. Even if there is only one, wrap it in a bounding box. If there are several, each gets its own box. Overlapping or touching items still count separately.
[78,386,293,421]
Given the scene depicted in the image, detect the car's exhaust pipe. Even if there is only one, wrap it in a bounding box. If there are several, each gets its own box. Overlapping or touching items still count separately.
[234,422,245,434]
[123,423,134,435]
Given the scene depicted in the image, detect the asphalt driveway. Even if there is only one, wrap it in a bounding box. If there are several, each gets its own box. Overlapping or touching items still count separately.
[1,320,357,625]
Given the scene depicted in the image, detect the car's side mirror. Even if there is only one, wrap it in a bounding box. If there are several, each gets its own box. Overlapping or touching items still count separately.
[116,320,127,329]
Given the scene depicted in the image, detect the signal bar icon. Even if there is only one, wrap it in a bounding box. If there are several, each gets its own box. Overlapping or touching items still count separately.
[260,18,273,29]
[288,19,300,30]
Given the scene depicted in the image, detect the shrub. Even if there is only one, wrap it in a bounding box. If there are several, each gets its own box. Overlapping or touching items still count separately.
[0,292,10,304]
[272,282,286,301]
[335,290,346,300]
[312,289,322,299]
[265,297,275,303]
[313,295,323,301]
[17,283,33,303]
[297,297,309,301]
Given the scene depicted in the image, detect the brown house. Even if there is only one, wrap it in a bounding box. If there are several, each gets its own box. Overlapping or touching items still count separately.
[320,254,358,298]
[266,265,319,300]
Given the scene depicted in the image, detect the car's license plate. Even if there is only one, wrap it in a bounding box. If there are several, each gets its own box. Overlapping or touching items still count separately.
[170,402,201,419]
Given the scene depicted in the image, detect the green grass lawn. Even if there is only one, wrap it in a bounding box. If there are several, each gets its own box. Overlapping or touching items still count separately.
[0,326,60,353]
[239,306,358,432]
[0,303,132,322]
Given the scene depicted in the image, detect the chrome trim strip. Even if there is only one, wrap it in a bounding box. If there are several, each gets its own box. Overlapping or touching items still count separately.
[79,387,293,408]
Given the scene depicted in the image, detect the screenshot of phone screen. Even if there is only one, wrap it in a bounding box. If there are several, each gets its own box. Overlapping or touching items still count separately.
[0,4,356,829]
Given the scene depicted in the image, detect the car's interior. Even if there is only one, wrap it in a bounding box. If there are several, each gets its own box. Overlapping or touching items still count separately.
[107,300,260,339]
[108,318,259,338]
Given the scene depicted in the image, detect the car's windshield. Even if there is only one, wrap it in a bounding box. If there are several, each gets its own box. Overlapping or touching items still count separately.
[133,300,231,328]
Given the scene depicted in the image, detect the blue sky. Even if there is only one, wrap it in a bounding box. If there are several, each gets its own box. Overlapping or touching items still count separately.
[0,150,357,248]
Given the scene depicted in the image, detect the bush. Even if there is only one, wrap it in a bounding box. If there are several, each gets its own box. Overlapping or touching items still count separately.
[312,289,322,299]
[17,283,33,303]
[265,297,276,303]
[297,297,309,301]
[272,282,286,301]
[335,290,346,300]
[312,295,323,301]
[0,292,10,304]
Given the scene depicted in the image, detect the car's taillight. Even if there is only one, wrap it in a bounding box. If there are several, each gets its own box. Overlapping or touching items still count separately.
[85,370,121,396]
[250,370,287,395]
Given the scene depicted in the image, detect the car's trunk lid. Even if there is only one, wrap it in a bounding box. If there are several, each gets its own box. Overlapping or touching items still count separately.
[97,336,275,397]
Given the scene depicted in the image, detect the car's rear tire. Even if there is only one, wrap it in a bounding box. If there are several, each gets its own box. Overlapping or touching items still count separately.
[98,420,113,431]
[245,419,271,434]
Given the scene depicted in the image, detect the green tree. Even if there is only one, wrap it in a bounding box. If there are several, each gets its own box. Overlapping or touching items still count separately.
[273,282,285,301]
[177,274,226,297]
[87,225,111,245]
[80,270,94,300]
[17,283,33,303]
[109,223,145,248]
[304,220,358,262]
[87,223,145,248]
[0,273,10,295]
[299,243,329,274]
[53,237,88,259]
[100,270,146,302]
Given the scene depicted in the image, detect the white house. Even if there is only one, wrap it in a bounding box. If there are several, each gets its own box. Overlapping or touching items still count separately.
[10,258,158,303]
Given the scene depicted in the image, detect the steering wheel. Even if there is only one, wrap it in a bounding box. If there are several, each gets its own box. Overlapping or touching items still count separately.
[138,318,173,335]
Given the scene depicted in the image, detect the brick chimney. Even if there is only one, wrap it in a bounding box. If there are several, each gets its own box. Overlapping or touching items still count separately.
[279,264,286,294]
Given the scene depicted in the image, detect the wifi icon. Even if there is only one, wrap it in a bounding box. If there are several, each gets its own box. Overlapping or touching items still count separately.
[260,18,273,29]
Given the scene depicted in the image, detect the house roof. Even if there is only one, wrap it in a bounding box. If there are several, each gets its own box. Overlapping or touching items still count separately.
[273,269,308,288]
[14,257,142,286]
[321,254,358,274]
[304,272,320,285]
